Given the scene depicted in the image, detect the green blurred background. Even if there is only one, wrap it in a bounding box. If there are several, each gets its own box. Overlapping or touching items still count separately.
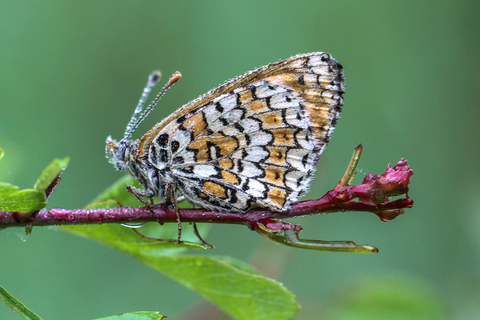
[1,1,479,319]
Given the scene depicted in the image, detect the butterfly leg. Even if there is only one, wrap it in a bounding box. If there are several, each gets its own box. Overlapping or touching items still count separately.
[164,185,212,247]
[126,185,156,215]
[127,184,181,243]
[165,183,182,243]
[191,222,213,248]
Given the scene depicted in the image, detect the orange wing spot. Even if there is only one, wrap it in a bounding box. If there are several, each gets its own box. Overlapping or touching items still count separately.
[320,79,333,88]
[238,90,254,103]
[260,166,286,187]
[221,170,239,185]
[214,136,240,157]
[254,112,285,129]
[199,191,207,198]
[303,101,332,146]
[182,112,207,139]
[218,158,234,169]
[265,74,299,90]
[271,128,296,146]
[303,88,327,104]
[246,99,269,114]
[188,136,239,162]
[266,147,286,165]
[212,132,225,138]
[188,139,210,162]
[267,187,287,208]
[203,182,227,199]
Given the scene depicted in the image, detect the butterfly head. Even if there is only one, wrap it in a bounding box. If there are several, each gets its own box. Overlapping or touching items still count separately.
[105,136,131,170]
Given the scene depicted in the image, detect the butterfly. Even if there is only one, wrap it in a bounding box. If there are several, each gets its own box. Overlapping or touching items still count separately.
[106,52,344,242]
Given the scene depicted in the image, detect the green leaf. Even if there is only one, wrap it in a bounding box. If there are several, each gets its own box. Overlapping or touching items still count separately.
[63,222,192,254]
[0,189,46,212]
[143,255,298,320]
[0,284,43,320]
[94,311,164,320]
[60,176,299,320]
[0,182,18,198]
[87,175,144,208]
[0,151,59,212]
[0,148,4,161]
[34,157,69,196]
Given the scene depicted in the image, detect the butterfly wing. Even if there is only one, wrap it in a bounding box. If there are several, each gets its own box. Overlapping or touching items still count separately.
[147,52,344,212]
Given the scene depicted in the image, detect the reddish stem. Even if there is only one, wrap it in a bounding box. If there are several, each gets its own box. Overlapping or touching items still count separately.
[0,158,413,229]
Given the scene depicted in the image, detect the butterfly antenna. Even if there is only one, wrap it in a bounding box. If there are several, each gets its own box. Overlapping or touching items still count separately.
[124,71,182,140]
[124,71,162,139]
